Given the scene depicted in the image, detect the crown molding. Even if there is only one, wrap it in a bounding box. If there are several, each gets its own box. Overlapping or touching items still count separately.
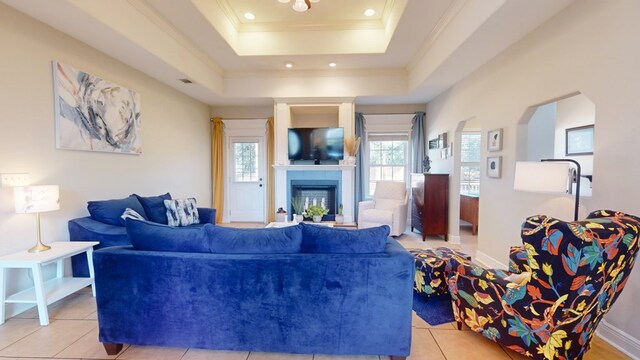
[131,0,223,76]
[406,0,467,73]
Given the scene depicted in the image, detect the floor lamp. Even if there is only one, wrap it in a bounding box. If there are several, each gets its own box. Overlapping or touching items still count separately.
[14,185,60,253]
[514,160,581,221]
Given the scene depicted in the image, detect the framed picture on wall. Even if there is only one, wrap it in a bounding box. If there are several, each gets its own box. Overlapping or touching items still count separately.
[487,128,503,152]
[487,156,502,178]
[566,125,594,156]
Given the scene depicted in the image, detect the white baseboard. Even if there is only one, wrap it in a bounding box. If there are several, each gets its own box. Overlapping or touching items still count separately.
[596,320,640,360]
[474,250,508,269]
[473,251,640,359]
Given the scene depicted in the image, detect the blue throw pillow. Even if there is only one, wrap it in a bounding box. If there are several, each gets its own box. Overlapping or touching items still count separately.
[88,195,147,226]
[300,223,389,253]
[205,225,302,254]
[133,192,172,224]
[125,218,209,253]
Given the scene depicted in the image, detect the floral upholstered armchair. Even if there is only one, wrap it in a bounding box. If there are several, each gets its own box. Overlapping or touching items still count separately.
[447,210,640,360]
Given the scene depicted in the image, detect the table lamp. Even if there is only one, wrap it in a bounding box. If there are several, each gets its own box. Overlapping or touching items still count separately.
[514,160,581,221]
[14,185,60,253]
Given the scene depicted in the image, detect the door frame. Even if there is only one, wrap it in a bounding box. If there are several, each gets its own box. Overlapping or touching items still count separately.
[222,119,268,223]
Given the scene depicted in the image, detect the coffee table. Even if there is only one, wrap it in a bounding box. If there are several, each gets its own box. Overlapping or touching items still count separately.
[266,221,333,228]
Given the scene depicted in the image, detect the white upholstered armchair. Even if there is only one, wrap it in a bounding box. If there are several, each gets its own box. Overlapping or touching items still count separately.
[358,181,408,236]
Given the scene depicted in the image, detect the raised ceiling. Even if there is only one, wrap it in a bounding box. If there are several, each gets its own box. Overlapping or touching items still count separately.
[2,0,576,106]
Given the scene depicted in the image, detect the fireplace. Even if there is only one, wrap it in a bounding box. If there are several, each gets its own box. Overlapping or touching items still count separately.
[290,180,339,220]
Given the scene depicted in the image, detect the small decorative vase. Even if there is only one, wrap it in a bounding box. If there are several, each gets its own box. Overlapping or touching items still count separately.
[335,214,344,224]
[346,156,356,165]
[295,214,304,223]
[312,215,322,223]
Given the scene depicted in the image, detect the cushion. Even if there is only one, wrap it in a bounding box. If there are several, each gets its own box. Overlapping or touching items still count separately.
[88,195,147,226]
[373,181,406,200]
[125,218,209,253]
[165,198,199,226]
[133,192,172,224]
[300,223,389,253]
[362,208,393,223]
[205,225,302,254]
[120,208,145,221]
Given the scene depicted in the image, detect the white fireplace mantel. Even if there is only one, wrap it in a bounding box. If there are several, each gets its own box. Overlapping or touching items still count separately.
[273,163,356,223]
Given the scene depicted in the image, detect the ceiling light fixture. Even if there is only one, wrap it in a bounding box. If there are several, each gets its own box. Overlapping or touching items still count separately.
[364,9,375,17]
[289,0,319,12]
[244,12,255,20]
[285,62,294,68]
[328,62,337,68]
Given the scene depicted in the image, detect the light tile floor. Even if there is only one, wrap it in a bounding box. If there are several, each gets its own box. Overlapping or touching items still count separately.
[0,225,629,359]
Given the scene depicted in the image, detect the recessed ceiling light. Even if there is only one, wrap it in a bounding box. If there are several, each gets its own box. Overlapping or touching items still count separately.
[244,12,255,20]
[364,9,375,17]
[285,62,294,68]
[329,62,337,68]
[278,0,290,3]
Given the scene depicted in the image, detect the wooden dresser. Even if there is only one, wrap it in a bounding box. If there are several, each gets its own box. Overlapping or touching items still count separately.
[460,194,479,235]
[411,173,449,241]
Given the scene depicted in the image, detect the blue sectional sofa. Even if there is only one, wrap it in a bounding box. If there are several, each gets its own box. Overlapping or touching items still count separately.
[93,222,414,359]
[68,193,215,277]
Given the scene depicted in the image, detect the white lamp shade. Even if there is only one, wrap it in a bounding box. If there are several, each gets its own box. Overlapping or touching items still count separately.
[14,185,60,214]
[514,162,569,193]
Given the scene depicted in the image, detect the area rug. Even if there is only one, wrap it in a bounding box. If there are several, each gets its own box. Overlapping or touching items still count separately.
[412,292,455,326]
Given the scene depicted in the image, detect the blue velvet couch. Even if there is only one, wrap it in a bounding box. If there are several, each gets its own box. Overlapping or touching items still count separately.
[68,193,216,277]
[93,222,413,359]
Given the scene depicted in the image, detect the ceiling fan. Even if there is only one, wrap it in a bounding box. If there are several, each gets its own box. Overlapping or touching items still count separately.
[278,0,320,13]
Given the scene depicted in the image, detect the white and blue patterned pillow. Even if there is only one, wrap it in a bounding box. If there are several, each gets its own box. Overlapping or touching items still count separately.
[164,198,200,226]
[120,207,145,222]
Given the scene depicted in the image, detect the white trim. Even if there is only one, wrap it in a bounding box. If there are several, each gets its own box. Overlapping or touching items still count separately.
[596,320,640,360]
[447,234,461,245]
[273,164,354,171]
[474,250,508,269]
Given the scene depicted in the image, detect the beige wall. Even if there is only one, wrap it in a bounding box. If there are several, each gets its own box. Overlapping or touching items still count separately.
[211,105,273,120]
[0,3,211,314]
[355,103,426,115]
[426,0,640,351]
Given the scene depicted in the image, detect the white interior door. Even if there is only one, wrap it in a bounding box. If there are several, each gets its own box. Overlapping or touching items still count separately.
[228,137,265,222]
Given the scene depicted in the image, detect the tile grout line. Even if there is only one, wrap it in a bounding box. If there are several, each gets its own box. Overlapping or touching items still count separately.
[51,319,98,359]
[427,328,450,360]
[0,319,44,353]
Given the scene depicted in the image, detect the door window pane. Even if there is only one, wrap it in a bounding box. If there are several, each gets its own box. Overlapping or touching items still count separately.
[460,132,481,194]
[234,142,258,182]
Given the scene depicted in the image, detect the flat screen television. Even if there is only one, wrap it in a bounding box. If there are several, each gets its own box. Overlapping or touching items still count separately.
[288,127,344,161]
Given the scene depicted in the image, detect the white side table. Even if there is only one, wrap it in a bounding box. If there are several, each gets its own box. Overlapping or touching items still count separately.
[0,241,99,326]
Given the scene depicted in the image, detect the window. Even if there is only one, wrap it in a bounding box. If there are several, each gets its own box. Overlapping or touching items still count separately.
[368,134,408,196]
[234,142,259,182]
[460,132,481,194]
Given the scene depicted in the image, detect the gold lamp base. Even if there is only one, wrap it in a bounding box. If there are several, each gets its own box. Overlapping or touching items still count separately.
[28,212,51,253]
[28,241,51,253]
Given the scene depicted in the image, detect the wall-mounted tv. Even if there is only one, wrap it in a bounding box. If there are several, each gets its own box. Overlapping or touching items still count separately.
[288,127,344,161]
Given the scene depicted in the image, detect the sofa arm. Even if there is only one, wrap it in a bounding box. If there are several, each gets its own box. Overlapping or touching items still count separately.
[198,208,216,224]
[358,200,375,222]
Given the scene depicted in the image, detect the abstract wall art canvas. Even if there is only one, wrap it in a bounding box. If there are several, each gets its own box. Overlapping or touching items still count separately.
[53,61,142,154]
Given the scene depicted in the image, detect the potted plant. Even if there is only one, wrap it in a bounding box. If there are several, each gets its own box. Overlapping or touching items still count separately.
[275,207,287,222]
[305,204,329,223]
[291,196,305,222]
[335,204,344,224]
